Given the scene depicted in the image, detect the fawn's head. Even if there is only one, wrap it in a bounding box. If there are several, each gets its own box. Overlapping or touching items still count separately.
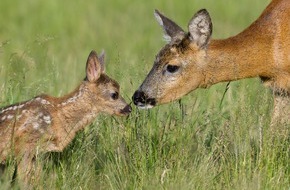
[84,50,131,116]
[133,9,212,108]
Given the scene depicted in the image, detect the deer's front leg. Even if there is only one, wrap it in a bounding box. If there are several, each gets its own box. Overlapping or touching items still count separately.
[17,151,41,188]
[271,94,290,126]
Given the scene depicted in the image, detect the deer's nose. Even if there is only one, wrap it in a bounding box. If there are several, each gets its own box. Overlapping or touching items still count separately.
[132,91,146,105]
[132,90,156,108]
[120,104,132,115]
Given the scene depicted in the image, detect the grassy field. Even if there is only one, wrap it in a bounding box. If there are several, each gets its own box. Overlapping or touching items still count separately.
[0,0,289,189]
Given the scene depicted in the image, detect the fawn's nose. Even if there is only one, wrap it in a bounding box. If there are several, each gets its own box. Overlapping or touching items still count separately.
[120,104,132,115]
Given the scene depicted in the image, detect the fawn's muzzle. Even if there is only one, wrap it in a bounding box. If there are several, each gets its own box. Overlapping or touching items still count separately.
[132,90,156,108]
[120,104,132,115]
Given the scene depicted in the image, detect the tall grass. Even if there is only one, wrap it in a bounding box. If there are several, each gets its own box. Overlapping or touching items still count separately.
[0,0,289,189]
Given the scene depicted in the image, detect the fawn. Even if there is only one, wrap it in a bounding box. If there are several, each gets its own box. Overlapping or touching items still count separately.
[132,0,290,124]
[0,50,131,185]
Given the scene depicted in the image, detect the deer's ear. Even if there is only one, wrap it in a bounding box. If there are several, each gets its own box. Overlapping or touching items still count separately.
[98,50,105,73]
[86,50,102,82]
[188,9,212,49]
[154,9,185,43]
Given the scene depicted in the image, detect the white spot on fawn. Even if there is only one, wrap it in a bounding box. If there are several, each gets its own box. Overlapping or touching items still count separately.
[33,123,40,130]
[7,115,14,120]
[41,99,50,105]
[61,96,77,106]
[1,107,10,114]
[1,116,7,121]
[58,85,86,107]
[43,115,52,124]
[35,97,51,105]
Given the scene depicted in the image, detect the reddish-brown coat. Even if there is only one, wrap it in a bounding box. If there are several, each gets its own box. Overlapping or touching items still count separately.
[133,0,289,123]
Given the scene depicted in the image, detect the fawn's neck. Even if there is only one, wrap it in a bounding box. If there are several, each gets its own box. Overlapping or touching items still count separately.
[55,82,99,130]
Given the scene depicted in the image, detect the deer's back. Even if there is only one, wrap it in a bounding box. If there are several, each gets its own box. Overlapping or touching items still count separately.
[0,96,55,161]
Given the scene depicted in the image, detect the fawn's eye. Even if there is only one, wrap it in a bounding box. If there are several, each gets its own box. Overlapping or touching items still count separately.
[111,92,119,100]
[166,65,180,73]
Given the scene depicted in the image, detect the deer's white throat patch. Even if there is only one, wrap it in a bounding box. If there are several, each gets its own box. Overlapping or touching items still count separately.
[136,103,154,109]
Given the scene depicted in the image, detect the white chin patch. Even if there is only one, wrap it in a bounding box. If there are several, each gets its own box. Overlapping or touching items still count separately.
[137,103,154,109]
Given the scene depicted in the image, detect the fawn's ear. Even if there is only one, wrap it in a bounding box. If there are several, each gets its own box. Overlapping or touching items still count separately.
[98,50,105,73]
[188,9,212,49]
[154,9,185,43]
[86,50,102,82]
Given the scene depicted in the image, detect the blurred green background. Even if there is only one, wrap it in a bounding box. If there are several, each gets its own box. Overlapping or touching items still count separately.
[1,0,289,189]
[0,0,271,101]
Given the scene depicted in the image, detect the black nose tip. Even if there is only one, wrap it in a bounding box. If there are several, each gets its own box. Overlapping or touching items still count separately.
[120,104,132,115]
[132,91,146,105]
[132,90,157,107]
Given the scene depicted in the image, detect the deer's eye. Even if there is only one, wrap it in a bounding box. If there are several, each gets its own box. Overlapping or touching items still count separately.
[166,65,180,73]
[111,92,119,100]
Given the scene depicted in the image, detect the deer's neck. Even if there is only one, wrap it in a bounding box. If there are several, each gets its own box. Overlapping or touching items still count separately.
[55,83,99,131]
[202,33,274,87]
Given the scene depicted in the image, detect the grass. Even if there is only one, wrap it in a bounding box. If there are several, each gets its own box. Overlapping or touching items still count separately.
[0,0,289,189]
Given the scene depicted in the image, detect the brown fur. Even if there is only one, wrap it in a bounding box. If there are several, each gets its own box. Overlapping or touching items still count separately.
[133,0,290,123]
[0,50,131,186]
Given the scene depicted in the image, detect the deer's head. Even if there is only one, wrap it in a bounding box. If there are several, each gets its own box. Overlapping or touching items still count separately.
[133,9,212,108]
[84,50,131,116]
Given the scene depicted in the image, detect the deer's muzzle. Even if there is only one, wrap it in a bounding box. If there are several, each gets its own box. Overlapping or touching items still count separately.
[132,90,156,109]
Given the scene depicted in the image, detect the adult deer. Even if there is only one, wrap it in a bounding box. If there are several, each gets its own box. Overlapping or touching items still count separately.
[132,0,290,124]
[0,50,131,186]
